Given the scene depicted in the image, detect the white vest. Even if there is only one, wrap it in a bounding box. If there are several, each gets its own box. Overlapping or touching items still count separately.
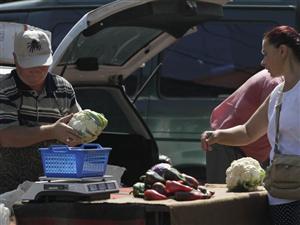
[268,81,300,205]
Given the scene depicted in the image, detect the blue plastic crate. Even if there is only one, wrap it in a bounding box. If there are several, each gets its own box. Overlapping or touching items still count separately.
[39,144,111,178]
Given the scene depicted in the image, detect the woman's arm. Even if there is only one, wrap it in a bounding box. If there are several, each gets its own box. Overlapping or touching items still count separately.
[201,95,270,150]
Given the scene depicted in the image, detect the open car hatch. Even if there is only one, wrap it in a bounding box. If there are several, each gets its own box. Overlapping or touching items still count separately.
[49,0,230,186]
[51,0,230,85]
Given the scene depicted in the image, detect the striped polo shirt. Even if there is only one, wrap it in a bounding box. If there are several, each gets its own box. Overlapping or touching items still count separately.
[0,69,81,128]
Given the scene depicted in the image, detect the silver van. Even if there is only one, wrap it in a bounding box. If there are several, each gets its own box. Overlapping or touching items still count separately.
[49,0,229,185]
[1,0,298,183]
[123,0,298,178]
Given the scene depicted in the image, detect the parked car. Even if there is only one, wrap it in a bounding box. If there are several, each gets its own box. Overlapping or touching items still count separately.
[125,0,299,178]
[49,0,229,185]
[1,0,299,182]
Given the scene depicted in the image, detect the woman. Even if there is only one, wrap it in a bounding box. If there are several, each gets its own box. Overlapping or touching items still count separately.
[200,25,300,225]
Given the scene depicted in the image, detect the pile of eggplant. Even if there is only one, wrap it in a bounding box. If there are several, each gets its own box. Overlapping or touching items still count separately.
[132,163,214,201]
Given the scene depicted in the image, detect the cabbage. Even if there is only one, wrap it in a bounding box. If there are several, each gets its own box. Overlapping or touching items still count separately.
[68,109,108,143]
[225,157,265,192]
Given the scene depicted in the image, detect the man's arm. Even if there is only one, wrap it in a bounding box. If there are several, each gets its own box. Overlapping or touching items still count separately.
[0,114,82,147]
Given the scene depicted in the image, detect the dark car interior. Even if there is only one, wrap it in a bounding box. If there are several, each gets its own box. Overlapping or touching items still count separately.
[74,86,159,186]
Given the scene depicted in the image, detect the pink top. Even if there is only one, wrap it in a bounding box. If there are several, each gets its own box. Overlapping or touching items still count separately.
[210,69,283,162]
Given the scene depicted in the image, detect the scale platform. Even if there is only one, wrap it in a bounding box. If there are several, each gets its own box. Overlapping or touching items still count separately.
[22,176,119,202]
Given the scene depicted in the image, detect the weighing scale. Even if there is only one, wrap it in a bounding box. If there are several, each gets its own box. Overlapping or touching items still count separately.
[21,176,119,202]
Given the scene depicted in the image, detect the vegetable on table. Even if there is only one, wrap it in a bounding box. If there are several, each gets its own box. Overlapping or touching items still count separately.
[144,189,167,200]
[144,170,165,186]
[152,182,168,196]
[131,163,215,201]
[226,157,266,192]
[151,163,172,177]
[132,182,146,198]
[182,173,199,189]
[174,190,213,201]
[163,167,186,182]
[165,180,193,194]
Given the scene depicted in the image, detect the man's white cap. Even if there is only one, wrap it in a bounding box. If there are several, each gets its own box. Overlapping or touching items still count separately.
[14,29,53,68]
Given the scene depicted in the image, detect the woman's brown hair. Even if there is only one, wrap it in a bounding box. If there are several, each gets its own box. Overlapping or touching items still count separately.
[264,25,300,61]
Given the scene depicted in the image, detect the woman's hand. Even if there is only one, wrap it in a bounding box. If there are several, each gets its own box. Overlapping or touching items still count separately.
[200,130,218,151]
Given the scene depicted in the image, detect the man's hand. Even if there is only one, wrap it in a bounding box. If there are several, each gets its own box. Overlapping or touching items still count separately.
[50,114,82,146]
[0,114,83,148]
[57,113,74,124]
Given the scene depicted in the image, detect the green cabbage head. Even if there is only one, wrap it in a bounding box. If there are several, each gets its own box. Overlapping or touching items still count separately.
[226,157,266,192]
[68,109,108,143]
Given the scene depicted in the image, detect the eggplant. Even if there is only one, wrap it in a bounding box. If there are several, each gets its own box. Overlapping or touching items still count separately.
[174,190,212,201]
[151,163,172,177]
[182,173,199,189]
[163,167,185,182]
[152,182,168,196]
[144,170,165,186]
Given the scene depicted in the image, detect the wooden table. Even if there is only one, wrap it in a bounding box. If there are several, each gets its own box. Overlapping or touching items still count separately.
[13,184,271,225]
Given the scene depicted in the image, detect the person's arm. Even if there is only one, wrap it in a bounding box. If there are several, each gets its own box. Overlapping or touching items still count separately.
[201,95,270,150]
[0,114,82,148]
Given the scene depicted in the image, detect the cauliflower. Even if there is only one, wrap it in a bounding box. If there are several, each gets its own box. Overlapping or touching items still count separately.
[0,204,9,225]
[68,109,108,143]
[225,157,265,192]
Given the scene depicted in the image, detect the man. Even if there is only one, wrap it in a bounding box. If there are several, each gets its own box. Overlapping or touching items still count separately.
[206,69,283,183]
[0,29,82,193]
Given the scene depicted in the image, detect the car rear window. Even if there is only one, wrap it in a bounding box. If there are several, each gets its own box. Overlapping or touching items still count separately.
[59,26,162,67]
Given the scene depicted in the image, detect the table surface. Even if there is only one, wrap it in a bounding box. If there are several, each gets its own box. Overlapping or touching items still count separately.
[14,184,271,225]
[107,184,267,204]
[106,184,270,225]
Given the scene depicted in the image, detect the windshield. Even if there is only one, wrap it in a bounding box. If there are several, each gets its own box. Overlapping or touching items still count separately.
[59,26,162,67]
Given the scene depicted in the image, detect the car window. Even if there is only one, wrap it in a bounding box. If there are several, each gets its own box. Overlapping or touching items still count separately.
[59,26,162,66]
[26,9,90,50]
[158,20,277,98]
[51,23,76,50]
[123,58,157,98]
